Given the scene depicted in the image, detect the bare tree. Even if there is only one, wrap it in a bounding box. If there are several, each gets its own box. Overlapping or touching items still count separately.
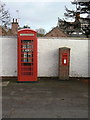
[0,1,11,26]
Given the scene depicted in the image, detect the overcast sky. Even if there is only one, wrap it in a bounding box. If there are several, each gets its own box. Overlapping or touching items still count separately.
[2,0,88,33]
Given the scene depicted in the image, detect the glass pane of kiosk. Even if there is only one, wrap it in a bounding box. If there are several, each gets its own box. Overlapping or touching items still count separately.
[21,40,34,76]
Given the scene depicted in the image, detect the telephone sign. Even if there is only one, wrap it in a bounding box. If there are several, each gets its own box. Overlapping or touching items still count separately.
[17,29,37,82]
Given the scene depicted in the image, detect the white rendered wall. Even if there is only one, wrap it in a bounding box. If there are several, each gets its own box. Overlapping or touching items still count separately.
[0,37,89,77]
[0,37,2,76]
[0,37,2,120]
[2,37,17,76]
[38,38,88,77]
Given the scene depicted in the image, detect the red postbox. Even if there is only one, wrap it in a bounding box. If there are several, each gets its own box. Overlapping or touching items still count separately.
[59,47,70,80]
[17,29,37,82]
[62,53,68,66]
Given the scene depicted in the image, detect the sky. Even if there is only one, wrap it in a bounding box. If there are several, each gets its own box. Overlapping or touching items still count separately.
[1,0,87,33]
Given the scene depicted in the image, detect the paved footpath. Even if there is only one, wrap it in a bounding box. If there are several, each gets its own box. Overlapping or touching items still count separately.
[2,78,88,118]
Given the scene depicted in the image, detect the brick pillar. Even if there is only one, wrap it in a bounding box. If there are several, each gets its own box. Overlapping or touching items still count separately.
[0,26,2,36]
[59,47,70,80]
[11,18,18,35]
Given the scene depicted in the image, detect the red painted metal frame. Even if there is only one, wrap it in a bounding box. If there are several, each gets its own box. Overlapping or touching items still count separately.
[17,29,37,81]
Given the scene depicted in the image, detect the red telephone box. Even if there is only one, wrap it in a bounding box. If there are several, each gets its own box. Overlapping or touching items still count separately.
[17,29,37,82]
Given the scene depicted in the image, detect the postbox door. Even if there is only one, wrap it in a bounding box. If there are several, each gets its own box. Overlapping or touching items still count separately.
[62,53,68,66]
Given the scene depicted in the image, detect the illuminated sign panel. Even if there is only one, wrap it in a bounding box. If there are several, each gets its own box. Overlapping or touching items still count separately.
[20,34,34,36]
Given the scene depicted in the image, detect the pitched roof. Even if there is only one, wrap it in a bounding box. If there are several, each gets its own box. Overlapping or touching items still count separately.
[44,26,67,37]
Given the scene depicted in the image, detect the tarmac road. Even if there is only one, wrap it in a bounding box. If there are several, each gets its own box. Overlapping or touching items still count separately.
[2,78,88,118]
